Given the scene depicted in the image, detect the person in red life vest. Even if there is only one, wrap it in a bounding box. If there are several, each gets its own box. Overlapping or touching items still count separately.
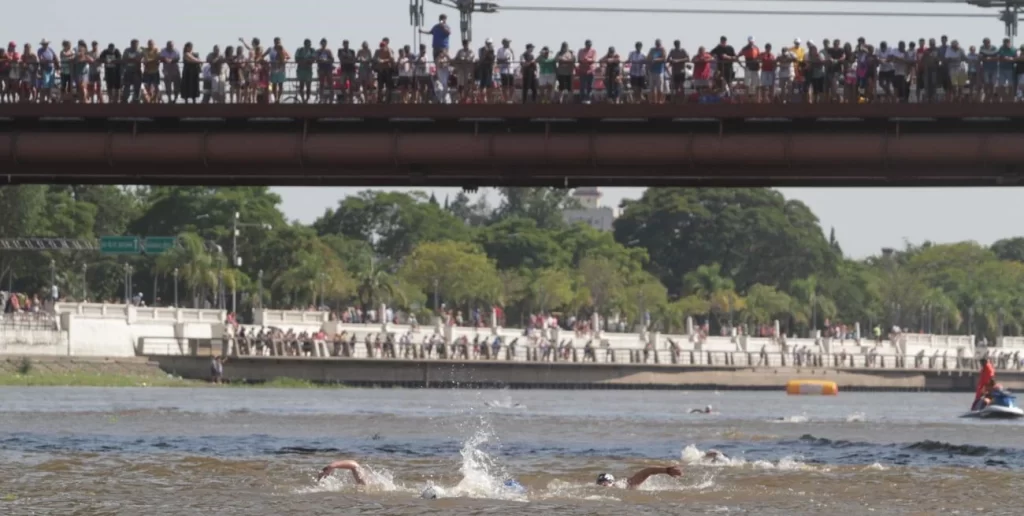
[973,357,995,409]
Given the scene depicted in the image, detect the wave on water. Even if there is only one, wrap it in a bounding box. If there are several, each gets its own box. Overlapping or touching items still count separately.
[680,444,811,471]
[771,415,810,424]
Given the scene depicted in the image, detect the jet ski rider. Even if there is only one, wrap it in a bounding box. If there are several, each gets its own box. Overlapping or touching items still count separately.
[973,358,995,409]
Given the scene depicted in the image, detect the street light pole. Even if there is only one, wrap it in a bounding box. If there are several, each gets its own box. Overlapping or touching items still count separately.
[50,259,56,304]
[173,268,179,307]
[433,277,439,314]
[81,263,87,301]
[232,212,238,314]
[257,269,264,308]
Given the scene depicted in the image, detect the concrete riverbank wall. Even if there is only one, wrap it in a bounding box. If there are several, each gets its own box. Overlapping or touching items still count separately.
[149,355,1024,392]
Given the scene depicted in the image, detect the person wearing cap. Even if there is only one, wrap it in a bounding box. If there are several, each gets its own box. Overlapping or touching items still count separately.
[452,39,475,103]
[596,465,682,489]
[710,36,736,96]
[477,38,496,103]
[497,38,515,102]
[600,45,622,104]
[421,14,451,61]
[520,43,538,103]
[577,39,597,104]
[37,39,57,103]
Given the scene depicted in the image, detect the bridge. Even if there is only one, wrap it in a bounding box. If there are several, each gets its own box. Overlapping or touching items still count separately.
[3,103,1024,187]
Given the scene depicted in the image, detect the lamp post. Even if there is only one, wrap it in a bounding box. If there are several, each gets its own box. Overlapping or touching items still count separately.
[49,259,56,303]
[173,268,179,307]
[257,269,264,308]
[433,277,439,314]
[81,263,87,302]
[231,211,273,315]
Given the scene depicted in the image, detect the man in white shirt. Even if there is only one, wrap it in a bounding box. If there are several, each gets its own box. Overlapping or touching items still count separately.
[890,41,910,103]
[497,38,515,102]
[160,41,181,103]
[876,41,896,101]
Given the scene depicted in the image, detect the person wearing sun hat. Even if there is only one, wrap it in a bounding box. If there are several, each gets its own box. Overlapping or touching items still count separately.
[37,38,57,102]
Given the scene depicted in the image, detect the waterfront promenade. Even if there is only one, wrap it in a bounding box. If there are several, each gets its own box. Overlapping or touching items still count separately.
[2,302,1022,391]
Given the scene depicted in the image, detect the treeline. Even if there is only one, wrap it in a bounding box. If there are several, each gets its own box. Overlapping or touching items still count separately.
[1,185,1023,339]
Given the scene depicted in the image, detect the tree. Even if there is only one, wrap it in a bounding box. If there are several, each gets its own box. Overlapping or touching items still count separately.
[314,191,469,263]
[614,188,835,295]
[528,268,576,313]
[992,237,1024,263]
[492,188,580,229]
[743,284,794,325]
[155,232,218,307]
[577,256,626,315]
[476,217,569,270]
[789,276,837,333]
[399,241,500,310]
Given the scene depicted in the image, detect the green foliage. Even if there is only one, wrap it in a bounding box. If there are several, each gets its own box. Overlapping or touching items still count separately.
[7,184,1024,342]
[16,357,32,375]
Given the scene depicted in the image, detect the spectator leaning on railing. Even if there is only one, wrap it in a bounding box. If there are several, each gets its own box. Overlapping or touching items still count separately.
[5,34,1024,106]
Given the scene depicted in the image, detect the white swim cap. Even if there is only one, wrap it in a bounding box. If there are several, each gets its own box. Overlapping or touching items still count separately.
[706,405,713,412]
[421,486,439,500]
[596,473,615,485]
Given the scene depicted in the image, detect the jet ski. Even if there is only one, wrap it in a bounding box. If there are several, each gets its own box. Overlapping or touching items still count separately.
[962,392,1024,419]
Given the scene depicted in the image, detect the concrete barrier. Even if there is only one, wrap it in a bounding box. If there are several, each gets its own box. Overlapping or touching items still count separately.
[147,354,1024,392]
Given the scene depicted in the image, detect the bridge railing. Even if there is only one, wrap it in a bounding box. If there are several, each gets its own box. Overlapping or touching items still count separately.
[162,336,1017,372]
[4,57,988,106]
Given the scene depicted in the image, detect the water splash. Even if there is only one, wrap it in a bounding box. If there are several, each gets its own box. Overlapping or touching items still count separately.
[772,415,810,424]
[846,412,866,423]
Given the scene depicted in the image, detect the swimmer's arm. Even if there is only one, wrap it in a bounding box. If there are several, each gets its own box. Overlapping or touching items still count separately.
[317,459,366,485]
[625,465,682,490]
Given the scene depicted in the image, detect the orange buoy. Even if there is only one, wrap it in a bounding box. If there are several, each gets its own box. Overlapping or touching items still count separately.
[786,380,839,396]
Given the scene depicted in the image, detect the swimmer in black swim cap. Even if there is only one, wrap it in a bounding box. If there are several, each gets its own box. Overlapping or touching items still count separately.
[690,405,713,414]
[316,459,366,485]
[596,465,681,489]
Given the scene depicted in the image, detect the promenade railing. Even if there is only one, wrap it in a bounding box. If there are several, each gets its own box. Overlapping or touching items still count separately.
[178,335,1018,372]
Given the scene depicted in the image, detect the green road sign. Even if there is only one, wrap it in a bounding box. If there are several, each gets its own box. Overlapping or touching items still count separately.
[143,236,177,255]
[100,236,140,255]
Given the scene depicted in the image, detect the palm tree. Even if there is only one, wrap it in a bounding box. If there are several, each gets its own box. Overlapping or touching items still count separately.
[790,276,837,335]
[155,233,218,308]
[684,263,742,328]
[355,258,400,310]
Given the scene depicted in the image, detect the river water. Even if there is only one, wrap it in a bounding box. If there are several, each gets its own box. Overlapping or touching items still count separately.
[1,388,1022,515]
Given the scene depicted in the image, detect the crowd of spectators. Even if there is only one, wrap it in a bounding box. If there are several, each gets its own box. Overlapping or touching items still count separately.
[3,21,1024,106]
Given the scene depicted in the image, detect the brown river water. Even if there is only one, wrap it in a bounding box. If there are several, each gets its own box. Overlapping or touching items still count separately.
[1,388,1023,515]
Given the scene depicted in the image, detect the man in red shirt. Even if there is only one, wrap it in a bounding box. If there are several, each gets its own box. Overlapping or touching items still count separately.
[974,358,995,409]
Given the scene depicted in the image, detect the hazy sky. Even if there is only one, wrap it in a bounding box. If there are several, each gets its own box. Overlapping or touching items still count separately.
[11,0,1022,258]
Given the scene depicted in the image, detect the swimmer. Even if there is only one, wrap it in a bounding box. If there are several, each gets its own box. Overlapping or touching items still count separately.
[316,459,366,485]
[703,449,727,462]
[690,405,713,414]
[595,465,682,489]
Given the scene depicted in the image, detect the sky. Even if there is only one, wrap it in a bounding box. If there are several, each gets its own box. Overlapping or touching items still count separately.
[8,0,1023,258]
